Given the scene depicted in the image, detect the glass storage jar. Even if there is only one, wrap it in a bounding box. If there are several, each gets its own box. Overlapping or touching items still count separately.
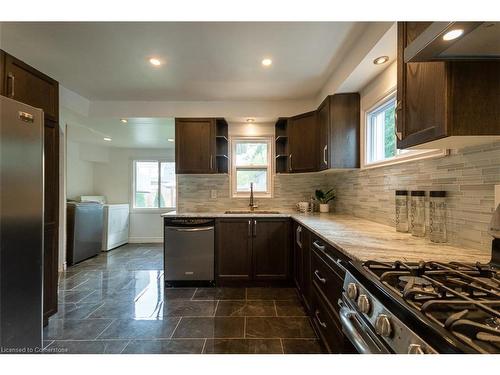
[395,190,409,233]
[410,191,426,237]
[429,191,447,243]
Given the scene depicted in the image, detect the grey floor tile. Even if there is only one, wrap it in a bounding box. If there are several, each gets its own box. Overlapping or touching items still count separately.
[172,317,245,339]
[215,300,276,317]
[57,290,94,303]
[275,300,307,316]
[98,318,180,339]
[203,339,283,354]
[43,319,114,340]
[44,340,129,354]
[163,288,197,300]
[193,288,246,300]
[51,303,103,320]
[122,339,205,354]
[163,300,217,317]
[87,299,163,319]
[282,339,325,354]
[246,317,317,339]
[246,288,299,300]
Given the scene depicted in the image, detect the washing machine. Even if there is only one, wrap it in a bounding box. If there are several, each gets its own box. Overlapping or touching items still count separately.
[80,196,130,251]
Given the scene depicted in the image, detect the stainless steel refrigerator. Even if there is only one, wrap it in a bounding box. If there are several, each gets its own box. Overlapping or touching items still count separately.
[0,96,43,352]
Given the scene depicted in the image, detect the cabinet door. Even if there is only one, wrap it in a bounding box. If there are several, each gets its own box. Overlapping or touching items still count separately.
[330,94,360,169]
[175,118,215,174]
[317,97,330,170]
[292,222,303,290]
[301,228,312,310]
[43,120,59,324]
[396,22,448,149]
[288,111,318,173]
[2,53,59,122]
[252,219,289,281]
[216,219,253,282]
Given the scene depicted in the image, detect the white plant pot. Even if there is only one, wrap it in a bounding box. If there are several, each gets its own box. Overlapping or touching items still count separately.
[319,204,330,213]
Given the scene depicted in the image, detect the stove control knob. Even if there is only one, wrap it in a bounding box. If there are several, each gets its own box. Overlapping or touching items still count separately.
[357,294,371,314]
[408,344,425,354]
[346,283,358,300]
[375,314,392,337]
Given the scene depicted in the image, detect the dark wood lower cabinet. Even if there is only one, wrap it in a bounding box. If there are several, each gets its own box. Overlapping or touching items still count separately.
[293,222,311,311]
[216,218,290,285]
[216,219,253,282]
[252,219,289,281]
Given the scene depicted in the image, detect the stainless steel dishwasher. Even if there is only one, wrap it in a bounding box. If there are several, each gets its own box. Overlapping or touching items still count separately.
[163,218,215,287]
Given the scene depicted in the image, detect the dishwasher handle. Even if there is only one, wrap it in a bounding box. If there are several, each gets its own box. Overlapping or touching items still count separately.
[166,226,214,232]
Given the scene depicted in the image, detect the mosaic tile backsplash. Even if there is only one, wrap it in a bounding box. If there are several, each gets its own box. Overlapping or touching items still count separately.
[177,173,328,212]
[326,141,500,251]
[177,141,500,252]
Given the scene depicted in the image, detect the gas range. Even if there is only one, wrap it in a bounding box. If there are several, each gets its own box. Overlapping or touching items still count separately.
[339,260,499,354]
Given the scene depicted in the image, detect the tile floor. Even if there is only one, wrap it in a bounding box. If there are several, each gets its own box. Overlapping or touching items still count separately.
[43,243,324,354]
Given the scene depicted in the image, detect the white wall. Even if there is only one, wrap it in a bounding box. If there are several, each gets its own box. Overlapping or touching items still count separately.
[66,140,96,199]
[93,147,175,243]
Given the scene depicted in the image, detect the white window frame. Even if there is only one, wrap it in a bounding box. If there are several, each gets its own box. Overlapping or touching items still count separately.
[230,136,273,198]
[131,159,176,212]
[362,88,446,169]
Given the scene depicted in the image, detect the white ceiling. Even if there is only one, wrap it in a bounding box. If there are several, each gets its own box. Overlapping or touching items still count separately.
[65,111,175,148]
[1,22,362,101]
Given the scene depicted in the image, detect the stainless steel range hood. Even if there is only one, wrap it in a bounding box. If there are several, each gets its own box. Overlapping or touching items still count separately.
[404,22,500,62]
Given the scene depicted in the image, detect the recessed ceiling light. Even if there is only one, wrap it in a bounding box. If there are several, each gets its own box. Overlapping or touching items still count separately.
[103,137,112,142]
[246,118,255,123]
[373,56,389,65]
[443,29,464,41]
[167,138,174,142]
[120,118,128,123]
[149,58,162,66]
[261,58,272,67]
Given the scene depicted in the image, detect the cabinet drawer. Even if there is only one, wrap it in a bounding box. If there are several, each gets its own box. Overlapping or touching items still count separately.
[311,245,343,313]
[311,286,343,353]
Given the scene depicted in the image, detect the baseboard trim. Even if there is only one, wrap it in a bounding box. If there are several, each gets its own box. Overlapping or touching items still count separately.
[129,237,163,243]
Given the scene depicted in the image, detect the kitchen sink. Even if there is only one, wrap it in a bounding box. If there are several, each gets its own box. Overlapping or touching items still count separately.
[224,210,281,214]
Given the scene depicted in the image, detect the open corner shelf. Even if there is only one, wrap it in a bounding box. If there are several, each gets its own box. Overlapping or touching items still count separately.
[215,118,229,173]
[274,117,290,174]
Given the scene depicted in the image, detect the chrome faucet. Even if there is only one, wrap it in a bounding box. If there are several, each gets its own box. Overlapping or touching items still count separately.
[249,182,257,211]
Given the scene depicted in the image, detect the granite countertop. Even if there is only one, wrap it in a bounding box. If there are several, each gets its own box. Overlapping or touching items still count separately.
[161,211,492,264]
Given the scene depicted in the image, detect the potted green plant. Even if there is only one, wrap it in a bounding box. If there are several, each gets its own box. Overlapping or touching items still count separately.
[315,188,336,213]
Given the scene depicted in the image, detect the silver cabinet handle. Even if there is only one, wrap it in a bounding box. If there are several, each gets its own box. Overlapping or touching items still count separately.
[248,220,251,237]
[323,145,328,166]
[315,310,327,328]
[7,72,15,97]
[314,270,327,284]
[253,219,257,237]
[312,240,325,252]
[295,225,302,247]
[167,227,214,232]
[289,153,292,172]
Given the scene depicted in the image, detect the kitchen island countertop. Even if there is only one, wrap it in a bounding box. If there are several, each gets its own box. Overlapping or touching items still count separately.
[161,211,492,263]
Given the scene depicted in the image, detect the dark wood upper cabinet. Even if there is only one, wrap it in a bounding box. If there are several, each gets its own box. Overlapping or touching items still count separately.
[0,50,59,325]
[396,22,500,149]
[216,219,253,282]
[216,218,290,284]
[317,97,330,171]
[329,93,360,169]
[288,111,318,173]
[1,52,59,122]
[252,219,289,281]
[175,118,216,174]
